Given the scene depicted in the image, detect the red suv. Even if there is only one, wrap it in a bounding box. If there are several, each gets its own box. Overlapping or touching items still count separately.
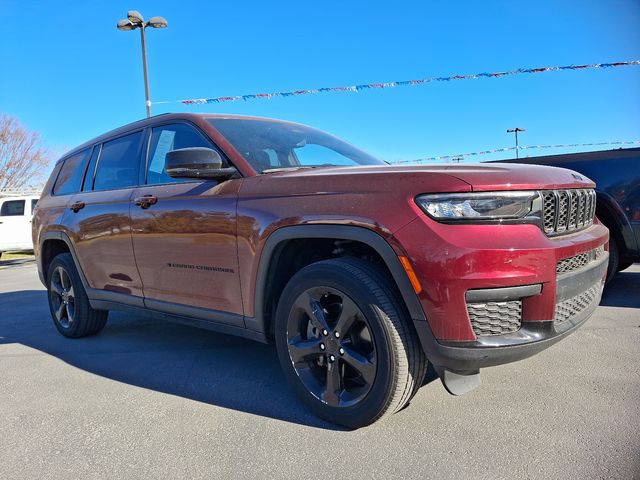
[33,113,609,428]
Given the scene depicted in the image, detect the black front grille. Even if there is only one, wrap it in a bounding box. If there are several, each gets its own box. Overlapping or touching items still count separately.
[467,301,522,336]
[554,283,601,324]
[556,246,605,274]
[541,189,596,236]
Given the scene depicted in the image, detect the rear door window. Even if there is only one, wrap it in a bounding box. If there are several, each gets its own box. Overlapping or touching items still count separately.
[1,200,25,216]
[146,123,219,185]
[93,132,144,191]
[53,148,92,195]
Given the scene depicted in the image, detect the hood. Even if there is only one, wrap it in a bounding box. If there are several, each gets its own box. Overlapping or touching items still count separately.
[237,163,596,236]
[241,165,471,198]
[254,163,595,193]
[421,163,595,191]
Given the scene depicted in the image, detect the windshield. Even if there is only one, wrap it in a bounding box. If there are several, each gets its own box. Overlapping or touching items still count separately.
[208,118,385,173]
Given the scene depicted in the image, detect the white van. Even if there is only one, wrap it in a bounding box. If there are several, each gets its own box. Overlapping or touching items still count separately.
[0,195,40,257]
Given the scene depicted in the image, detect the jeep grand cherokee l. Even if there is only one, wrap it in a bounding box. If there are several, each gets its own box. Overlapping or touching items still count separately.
[33,113,609,428]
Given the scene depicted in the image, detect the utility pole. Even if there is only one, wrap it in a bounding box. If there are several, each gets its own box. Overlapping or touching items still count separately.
[507,127,526,159]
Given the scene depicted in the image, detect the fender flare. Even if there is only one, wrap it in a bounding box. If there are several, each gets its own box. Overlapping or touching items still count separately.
[248,225,428,336]
[38,231,90,289]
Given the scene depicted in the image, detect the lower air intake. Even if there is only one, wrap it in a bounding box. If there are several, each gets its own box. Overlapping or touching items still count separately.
[467,301,522,337]
[554,284,601,324]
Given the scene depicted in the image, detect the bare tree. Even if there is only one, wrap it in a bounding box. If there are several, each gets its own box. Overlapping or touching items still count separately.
[0,114,50,191]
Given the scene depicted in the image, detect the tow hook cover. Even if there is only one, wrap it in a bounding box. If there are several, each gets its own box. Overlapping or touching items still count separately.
[438,368,482,396]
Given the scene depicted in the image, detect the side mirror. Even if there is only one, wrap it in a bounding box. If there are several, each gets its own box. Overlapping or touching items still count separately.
[165,147,237,180]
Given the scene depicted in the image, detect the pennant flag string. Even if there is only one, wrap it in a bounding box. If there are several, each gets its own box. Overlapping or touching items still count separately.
[153,60,640,106]
[393,140,640,164]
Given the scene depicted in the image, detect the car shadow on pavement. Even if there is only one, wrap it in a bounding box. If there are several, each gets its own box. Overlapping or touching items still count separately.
[601,268,640,308]
[0,289,348,431]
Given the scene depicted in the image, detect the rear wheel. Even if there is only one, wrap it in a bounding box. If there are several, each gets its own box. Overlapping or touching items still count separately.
[47,253,108,338]
[275,258,427,428]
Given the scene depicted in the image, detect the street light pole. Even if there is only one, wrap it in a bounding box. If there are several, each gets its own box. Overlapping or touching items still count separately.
[117,11,168,118]
[139,25,151,117]
[507,127,526,159]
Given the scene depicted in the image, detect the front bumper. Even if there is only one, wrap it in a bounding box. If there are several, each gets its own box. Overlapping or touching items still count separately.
[393,215,609,372]
[412,254,606,371]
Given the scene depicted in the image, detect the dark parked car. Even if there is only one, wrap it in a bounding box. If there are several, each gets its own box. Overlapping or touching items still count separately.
[496,147,640,282]
[33,113,608,427]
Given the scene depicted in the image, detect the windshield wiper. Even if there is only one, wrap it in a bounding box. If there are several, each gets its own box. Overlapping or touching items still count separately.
[261,166,317,174]
[261,165,342,173]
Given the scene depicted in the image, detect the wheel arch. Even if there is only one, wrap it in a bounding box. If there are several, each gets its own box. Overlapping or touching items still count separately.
[248,225,427,339]
[38,231,89,289]
[595,191,638,257]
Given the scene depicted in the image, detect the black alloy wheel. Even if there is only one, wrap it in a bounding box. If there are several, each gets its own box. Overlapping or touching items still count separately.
[49,265,76,329]
[286,286,377,407]
[275,257,427,428]
[47,253,108,338]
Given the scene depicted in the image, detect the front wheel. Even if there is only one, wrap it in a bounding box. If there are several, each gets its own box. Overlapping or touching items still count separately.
[275,258,427,428]
[617,258,634,273]
[47,253,108,338]
[606,238,620,284]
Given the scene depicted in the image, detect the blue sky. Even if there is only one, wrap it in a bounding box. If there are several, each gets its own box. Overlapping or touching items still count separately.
[1,1,638,165]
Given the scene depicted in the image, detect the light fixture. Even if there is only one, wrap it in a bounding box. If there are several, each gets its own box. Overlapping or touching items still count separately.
[147,16,168,28]
[127,10,145,25]
[116,19,136,31]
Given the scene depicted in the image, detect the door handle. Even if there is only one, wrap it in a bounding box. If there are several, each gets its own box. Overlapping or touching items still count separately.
[70,201,85,213]
[134,195,158,209]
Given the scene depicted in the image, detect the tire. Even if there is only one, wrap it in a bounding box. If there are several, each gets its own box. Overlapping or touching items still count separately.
[274,257,427,428]
[617,259,634,273]
[46,253,108,338]
[605,238,619,284]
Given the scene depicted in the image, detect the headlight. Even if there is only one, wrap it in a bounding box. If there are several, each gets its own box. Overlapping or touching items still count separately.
[415,191,539,221]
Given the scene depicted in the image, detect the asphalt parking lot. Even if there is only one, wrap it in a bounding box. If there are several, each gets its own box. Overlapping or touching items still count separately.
[0,260,638,480]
